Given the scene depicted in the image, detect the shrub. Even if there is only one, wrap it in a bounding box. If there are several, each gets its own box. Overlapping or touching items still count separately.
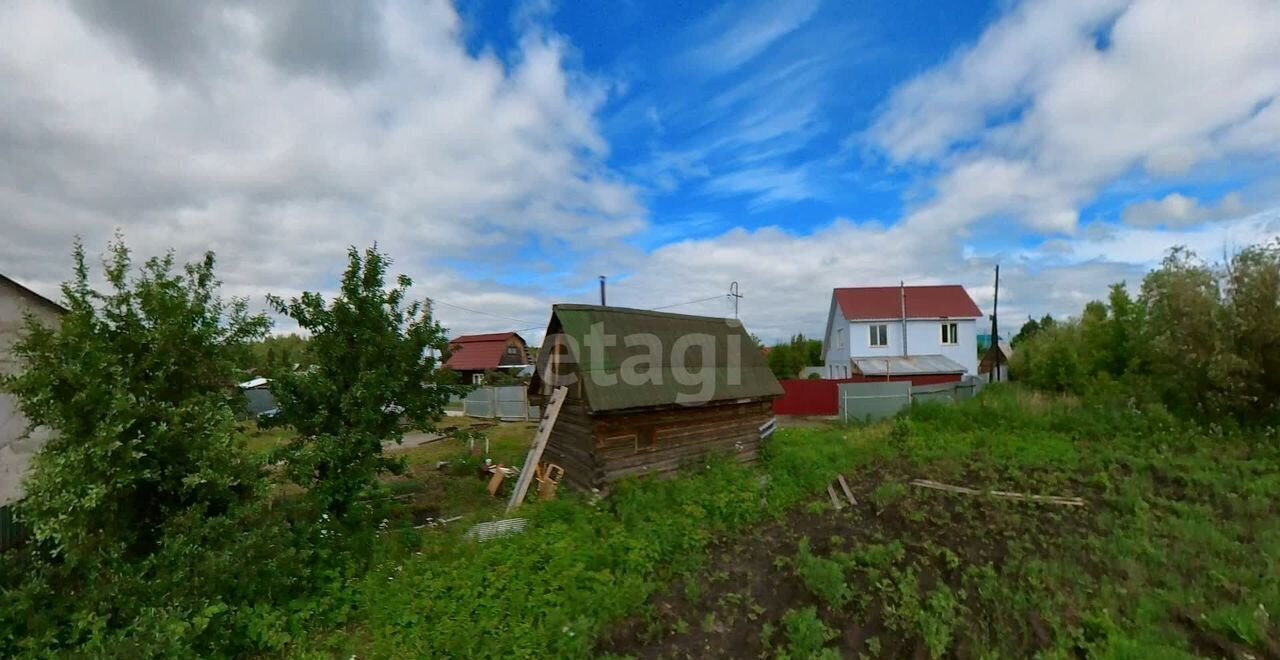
[1,238,269,563]
[267,245,467,513]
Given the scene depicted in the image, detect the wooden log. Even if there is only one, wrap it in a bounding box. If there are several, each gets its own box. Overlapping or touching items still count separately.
[602,446,760,482]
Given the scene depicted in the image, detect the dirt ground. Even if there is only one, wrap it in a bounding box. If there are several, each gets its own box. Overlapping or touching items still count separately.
[597,463,1103,659]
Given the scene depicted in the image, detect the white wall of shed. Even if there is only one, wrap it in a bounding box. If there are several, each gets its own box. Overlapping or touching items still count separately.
[0,282,62,506]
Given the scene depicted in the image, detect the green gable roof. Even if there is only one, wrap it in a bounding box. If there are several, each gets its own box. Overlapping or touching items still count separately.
[537,304,783,413]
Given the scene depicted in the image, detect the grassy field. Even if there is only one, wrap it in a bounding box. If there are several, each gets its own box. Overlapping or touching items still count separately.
[295,386,1279,658]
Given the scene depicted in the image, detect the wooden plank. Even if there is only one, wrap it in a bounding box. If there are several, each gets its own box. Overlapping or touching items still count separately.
[506,386,568,513]
[909,479,1084,506]
[826,483,844,510]
[836,474,857,506]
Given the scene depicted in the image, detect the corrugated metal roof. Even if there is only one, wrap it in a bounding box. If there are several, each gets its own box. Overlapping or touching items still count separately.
[835,285,982,321]
[852,354,967,376]
[536,304,783,412]
[451,332,520,343]
[445,333,525,371]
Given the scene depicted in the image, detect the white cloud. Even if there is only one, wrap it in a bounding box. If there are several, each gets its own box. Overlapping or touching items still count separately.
[687,0,821,74]
[873,0,1280,236]
[1122,191,1250,228]
[4,0,1280,353]
[0,0,643,337]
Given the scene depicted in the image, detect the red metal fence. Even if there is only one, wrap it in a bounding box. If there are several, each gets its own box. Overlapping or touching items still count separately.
[775,373,963,416]
[775,379,842,415]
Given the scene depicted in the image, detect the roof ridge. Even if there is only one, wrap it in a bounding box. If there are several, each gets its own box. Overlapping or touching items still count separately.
[552,303,736,325]
[0,273,66,314]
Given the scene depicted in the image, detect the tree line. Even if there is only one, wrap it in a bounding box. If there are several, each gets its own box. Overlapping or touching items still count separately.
[1011,239,1280,425]
[767,333,824,380]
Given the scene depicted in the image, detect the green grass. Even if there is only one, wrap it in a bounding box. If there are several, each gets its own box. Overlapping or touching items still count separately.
[295,386,1280,658]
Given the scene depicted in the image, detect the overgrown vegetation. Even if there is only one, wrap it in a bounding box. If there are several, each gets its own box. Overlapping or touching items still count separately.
[768,333,824,380]
[2,238,269,563]
[240,332,313,373]
[267,245,465,513]
[601,387,1280,658]
[0,240,459,656]
[1012,240,1280,425]
[4,239,1278,658]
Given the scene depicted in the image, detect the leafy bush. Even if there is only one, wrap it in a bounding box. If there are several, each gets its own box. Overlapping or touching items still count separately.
[1,238,269,563]
[0,498,374,657]
[1012,240,1280,426]
[267,245,467,512]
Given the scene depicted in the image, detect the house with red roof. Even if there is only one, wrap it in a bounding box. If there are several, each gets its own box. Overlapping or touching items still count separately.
[821,284,984,381]
[444,332,531,384]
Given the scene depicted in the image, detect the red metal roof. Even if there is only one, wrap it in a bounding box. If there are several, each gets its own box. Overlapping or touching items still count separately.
[445,333,522,371]
[834,285,982,321]
[451,332,518,343]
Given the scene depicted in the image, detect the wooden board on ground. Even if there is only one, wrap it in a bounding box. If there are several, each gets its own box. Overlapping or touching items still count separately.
[910,478,1085,506]
[836,474,858,506]
[506,386,568,513]
[827,483,844,510]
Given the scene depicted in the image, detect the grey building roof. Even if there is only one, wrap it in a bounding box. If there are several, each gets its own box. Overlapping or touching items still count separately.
[852,354,968,376]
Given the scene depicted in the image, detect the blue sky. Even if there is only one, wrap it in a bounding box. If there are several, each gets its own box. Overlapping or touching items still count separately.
[1,0,1279,342]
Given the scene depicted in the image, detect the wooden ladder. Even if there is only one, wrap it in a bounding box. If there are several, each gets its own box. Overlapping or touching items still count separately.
[505,386,568,513]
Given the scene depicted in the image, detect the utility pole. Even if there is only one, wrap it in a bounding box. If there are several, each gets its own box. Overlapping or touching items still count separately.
[729,281,742,318]
[989,264,999,384]
[599,275,606,306]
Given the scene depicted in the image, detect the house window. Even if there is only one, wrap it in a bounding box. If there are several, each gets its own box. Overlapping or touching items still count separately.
[472,373,484,385]
[836,328,844,348]
[869,324,888,347]
[941,322,959,345]
[506,345,518,356]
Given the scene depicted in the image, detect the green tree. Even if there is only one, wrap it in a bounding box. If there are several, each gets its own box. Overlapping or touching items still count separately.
[1011,315,1051,347]
[767,334,823,380]
[2,238,269,563]
[267,246,464,512]
[1139,247,1223,417]
[1219,240,1280,421]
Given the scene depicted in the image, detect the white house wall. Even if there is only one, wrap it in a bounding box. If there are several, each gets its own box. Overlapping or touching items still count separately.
[824,317,979,376]
[1,284,61,507]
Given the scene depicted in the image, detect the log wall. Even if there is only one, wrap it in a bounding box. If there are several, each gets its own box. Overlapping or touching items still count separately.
[542,398,775,491]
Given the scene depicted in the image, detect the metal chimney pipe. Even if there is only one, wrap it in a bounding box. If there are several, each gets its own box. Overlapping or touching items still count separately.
[599,275,607,306]
[900,281,908,357]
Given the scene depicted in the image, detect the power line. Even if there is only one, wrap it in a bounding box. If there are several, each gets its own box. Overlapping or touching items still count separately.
[650,294,729,311]
[428,298,539,327]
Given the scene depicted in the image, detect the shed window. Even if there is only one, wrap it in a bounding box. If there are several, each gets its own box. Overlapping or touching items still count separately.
[941,322,959,346]
[506,345,518,356]
[869,324,888,347]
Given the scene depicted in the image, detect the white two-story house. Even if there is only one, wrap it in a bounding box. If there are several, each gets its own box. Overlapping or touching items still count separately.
[822,284,983,381]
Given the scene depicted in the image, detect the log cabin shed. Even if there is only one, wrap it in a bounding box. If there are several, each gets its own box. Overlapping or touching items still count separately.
[528,304,783,491]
